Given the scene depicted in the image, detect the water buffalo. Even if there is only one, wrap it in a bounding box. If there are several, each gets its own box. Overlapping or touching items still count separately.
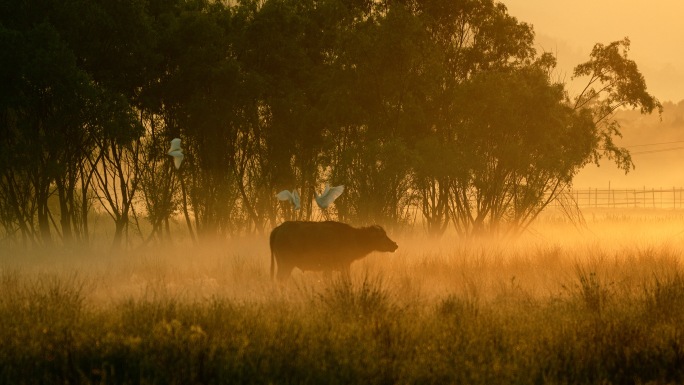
[269,221,398,281]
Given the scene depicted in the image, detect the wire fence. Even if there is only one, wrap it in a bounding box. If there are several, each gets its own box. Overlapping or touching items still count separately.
[557,187,684,209]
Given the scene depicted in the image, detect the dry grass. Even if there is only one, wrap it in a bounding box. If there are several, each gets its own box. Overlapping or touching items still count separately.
[1,209,684,383]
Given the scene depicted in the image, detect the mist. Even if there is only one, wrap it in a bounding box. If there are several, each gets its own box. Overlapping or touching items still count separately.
[2,0,684,383]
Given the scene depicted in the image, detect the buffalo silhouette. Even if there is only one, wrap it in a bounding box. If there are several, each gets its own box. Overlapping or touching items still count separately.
[269,221,398,281]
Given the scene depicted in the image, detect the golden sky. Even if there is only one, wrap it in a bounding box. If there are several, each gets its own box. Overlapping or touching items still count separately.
[503,0,684,103]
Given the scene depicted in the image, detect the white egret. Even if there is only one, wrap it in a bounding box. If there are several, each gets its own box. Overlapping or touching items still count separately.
[167,138,184,169]
[276,189,301,210]
[314,184,344,209]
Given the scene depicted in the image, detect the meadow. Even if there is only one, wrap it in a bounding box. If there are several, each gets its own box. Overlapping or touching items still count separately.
[2,209,684,384]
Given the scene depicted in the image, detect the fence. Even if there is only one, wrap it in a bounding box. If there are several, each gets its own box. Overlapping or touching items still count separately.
[559,187,684,209]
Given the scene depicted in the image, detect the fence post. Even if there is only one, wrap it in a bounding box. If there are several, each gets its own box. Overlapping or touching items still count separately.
[627,189,630,208]
[643,186,646,209]
[633,189,636,208]
[587,188,590,208]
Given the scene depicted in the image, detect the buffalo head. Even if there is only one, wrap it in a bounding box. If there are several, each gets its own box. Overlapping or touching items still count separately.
[367,225,398,252]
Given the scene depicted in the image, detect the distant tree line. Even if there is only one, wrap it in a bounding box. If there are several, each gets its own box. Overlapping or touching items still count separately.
[0,0,660,249]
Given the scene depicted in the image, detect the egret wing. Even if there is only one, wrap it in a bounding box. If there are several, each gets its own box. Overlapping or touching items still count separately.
[172,152,184,169]
[316,185,344,208]
[326,185,344,200]
[168,138,182,153]
[276,190,293,201]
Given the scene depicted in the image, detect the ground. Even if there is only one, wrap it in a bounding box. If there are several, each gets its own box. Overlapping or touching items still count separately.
[1,208,684,384]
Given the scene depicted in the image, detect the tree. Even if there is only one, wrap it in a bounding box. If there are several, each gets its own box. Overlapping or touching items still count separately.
[0,21,105,247]
[87,91,143,250]
[572,37,662,172]
[153,1,247,237]
[0,0,665,248]
[323,1,436,227]
[137,114,178,244]
[0,0,160,249]
[408,0,537,235]
[235,0,353,227]
[450,59,597,236]
[443,37,661,237]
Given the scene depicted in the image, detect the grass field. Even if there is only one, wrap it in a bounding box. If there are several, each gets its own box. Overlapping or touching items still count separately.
[2,210,684,384]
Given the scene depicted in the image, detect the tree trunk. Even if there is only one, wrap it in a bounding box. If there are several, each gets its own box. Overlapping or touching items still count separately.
[34,173,53,246]
[179,176,196,244]
[111,213,127,250]
[56,179,74,245]
[36,201,52,246]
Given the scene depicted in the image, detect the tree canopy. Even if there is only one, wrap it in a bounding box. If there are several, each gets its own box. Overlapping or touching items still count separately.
[0,0,661,248]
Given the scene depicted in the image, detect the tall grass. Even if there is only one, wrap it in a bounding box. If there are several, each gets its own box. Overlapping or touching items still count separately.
[1,212,684,383]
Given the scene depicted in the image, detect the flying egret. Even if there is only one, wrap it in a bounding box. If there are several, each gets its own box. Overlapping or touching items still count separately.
[276,189,301,210]
[167,138,184,169]
[315,184,344,209]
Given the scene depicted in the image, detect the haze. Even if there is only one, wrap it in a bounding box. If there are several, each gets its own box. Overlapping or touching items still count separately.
[503,1,684,188]
[3,2,684,382]
[503,0,684,104]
